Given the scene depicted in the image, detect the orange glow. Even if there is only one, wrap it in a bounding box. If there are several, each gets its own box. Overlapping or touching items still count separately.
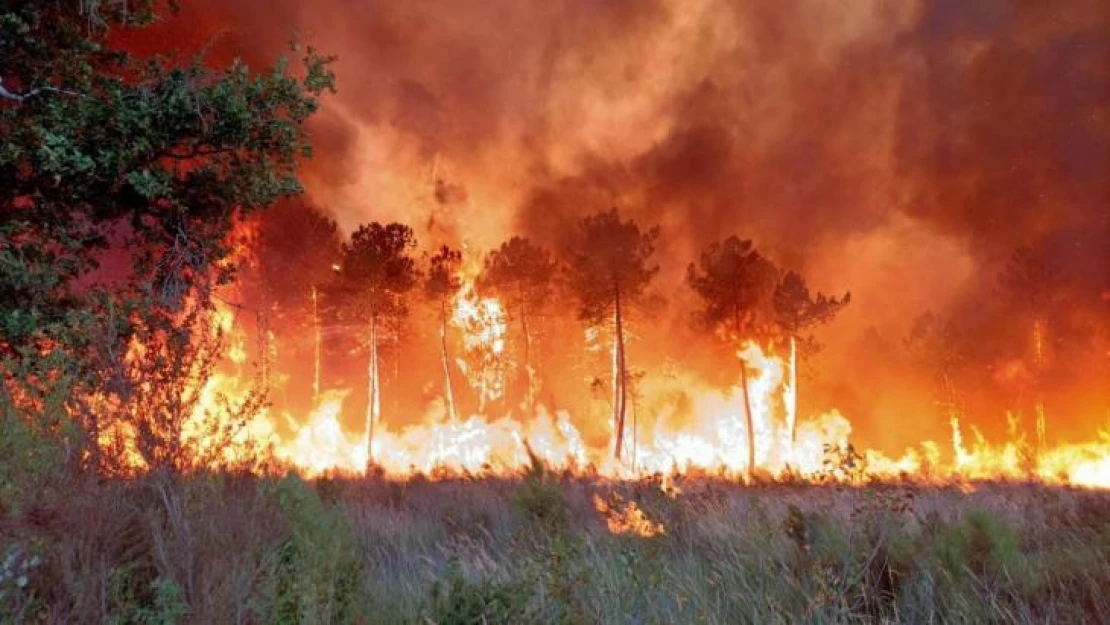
[592,493,665,538]
[91,224,1110,489]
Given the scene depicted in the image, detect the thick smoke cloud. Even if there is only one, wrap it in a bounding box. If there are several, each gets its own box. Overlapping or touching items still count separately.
[129,0,1108,449]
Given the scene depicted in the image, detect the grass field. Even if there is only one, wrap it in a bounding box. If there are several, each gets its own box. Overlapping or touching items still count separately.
[2,465,1109,624]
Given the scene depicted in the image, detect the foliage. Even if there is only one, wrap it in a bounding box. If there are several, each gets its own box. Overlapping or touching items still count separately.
[478,236,557,321]
[514,457,570,534]
[424,245,463,304]
[1,476,1108,622]
[329,223,420,322]
[0,1,333,474]
[771,270,850,353]
[564,209,659,325]
[270,476,362,625]
[686,236,778,341]
[428,559,533,625]
[241,201,342,324]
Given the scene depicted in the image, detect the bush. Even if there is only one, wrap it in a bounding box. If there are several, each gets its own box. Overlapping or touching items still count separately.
[266,476,363,624]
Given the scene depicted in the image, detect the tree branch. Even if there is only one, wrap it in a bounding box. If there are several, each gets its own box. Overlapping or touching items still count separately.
[0,77,86,103]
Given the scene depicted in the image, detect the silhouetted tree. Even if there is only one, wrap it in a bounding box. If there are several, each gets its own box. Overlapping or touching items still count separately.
[331,223,420,470]
[565,210,659,461]
[687,236,778,479]
[477,236,557,412]
[905,311,966,423]
[1000,245,1063,447]
[243,202,342,401]
[772,270,849,444]
[424,245,462,421]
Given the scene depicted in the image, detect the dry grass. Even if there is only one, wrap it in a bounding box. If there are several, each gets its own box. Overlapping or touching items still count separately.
[2,469,1108,624]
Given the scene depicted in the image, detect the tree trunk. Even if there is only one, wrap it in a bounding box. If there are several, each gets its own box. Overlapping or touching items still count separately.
[612,288,628,461]
[786,335,798,446]
[739,358,756,481]
[440,300,457,421]
[519,287,536,414]
[311,285,321,402]
[1031,318,1047,451]
[365,313,381,472]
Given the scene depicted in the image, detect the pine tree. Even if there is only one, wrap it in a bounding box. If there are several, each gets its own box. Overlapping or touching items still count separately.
[687,236,778,479]
[565,209,658,462]
[331,223,420,471]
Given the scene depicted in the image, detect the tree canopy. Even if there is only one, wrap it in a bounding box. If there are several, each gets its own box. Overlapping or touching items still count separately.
[0,1,334,473]
[686,236,778,342]
[565,209,659,324]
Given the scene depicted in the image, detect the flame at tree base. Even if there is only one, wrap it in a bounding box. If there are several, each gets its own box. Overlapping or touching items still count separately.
[245,342,1110,489]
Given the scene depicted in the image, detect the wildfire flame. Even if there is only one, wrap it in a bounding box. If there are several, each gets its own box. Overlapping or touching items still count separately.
[101,226,1110,489]
[592,493,666,538]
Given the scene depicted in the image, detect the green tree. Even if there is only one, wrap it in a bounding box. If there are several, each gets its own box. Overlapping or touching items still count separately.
[686,236,778,479]
[477,236,557,413]
[425,245,462,421]
[0,2,333,472]
[331,223,420,471]
[772,270,849,444]
[565,209,659,462]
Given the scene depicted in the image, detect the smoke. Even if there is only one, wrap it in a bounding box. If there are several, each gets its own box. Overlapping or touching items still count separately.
[127,0,1109,449]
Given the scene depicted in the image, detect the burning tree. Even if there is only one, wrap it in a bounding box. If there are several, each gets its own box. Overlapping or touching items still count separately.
[1000,245,1063,447]
[565,209,659,461]
[772,271,849,445]
[477,236,557,412]
[242,202,342,402]
[331,223,420,471]
[424,245,463,421]
[686,236,778,479]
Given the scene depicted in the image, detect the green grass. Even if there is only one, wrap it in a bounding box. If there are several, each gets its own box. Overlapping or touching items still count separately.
[2,472,1108,624]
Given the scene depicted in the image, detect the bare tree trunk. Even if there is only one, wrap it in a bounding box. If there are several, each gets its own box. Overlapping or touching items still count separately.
[1031,318,1047,451]
[739,359,756,481]
[440,300,457,421]
[365,313,381,472]
[786,335,798,446]
[613,288,628,461]
[311,285,321,402]
[519,287,536,414]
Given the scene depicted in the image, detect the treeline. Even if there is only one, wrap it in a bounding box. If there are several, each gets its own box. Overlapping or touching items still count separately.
[243,204,850,474]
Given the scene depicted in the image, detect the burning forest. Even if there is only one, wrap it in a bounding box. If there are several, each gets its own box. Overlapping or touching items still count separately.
[1,0,1108,622]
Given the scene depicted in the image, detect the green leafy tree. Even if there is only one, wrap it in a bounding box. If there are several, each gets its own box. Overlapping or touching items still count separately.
[424,245,462,421]
[772,270,849,444]
[0,2,333,473]
[330,223,419,471]
[477,236,557,412]
[565,209,659,461]
[687,236,778,479]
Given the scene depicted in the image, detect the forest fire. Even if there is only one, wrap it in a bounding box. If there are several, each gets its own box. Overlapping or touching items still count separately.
[155,273,1108,490]
[3,2,1109,620]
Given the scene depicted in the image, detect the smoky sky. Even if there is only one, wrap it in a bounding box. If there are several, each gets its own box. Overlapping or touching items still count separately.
[133,1,1108,251]
[121,0,1109,445]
